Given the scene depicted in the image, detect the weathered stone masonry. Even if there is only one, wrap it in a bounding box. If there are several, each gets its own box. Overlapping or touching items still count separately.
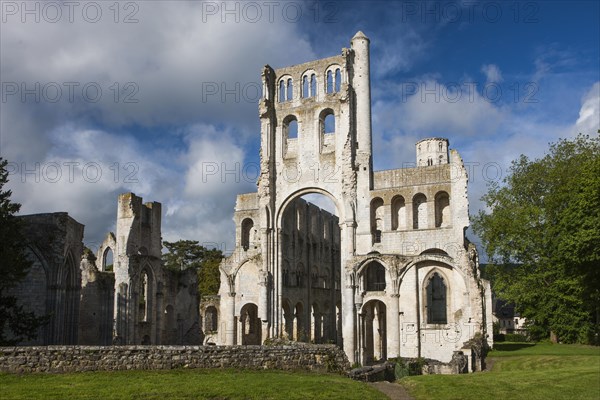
[215,31,494,370]
[0,345,349,374]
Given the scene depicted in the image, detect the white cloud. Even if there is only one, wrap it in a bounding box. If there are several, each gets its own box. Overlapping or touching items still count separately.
[1,1,318,252]
[574,82,600,135]
[481,64,503,84]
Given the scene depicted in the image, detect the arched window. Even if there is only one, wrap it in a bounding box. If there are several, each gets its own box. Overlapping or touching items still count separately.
[426,272,447,324]
[139,271,150,322]
[391,196,406,231]
[326,70,333,93]
[279,80,285,103]
[302,75,309,98]
[283,115,298,139]
[310,74,317,97]
[335,68,341,92]
[413,193,427,229]
[241,218,254,251]
[320,109,335,136]
[435,191,450,228]
[365,261,386,291]
[370,197,384,243]
[102,247,114,271]
[286,78,293,101]
[205,306,218,332]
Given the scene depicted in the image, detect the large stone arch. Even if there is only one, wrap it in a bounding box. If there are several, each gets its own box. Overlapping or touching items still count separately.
[275,189,343,345]
[361,299,387,365]
[275,187,344,230]
[397,255,473,362]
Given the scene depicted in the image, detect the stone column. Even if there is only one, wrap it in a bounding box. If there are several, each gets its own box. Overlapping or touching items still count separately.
[350,31,372,155]
[341,219,356,363]
[387,294,400,358]
[225,292,236,345]
[342,280,356,363]
[275,228,283,337]
[258,269,269,344]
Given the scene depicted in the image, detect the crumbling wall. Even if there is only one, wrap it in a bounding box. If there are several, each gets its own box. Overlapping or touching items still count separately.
[0,344,349,374]
[78,251,115,345]
[9,213,84,345]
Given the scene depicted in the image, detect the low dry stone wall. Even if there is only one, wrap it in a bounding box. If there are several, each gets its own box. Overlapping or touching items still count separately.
[0,344,349,374]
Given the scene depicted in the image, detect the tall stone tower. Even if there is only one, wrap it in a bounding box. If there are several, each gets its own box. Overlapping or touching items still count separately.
[218,32,492,368]
[113,193,163,344]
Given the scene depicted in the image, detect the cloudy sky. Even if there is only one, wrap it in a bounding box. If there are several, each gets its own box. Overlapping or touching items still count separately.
[1,0,598,255]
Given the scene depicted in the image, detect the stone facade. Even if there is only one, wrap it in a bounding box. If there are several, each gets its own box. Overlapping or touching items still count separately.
[96,193,200,345]
[7,213,84,345]
[0,344,349,374]
[9,193,200,346]
[215,32,493,368]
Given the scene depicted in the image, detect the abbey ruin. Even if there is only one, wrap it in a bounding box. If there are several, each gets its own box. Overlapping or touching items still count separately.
[6,32,492,371]
[10,193,199,346]
[213,31,493,367]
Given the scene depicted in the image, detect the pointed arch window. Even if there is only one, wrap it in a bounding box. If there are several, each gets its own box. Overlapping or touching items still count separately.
[139,271,150,322]
[426,272,447,324]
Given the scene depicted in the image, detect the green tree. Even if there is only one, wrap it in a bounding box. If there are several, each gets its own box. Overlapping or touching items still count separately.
[0,158,48,345]
[473,134,600,344]
[162,240,223,297]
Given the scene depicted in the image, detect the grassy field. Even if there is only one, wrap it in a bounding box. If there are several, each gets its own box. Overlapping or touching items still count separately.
[0,368,387,400]
[401,342,600,400]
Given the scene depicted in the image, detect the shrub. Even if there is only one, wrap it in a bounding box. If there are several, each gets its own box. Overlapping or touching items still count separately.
[505,333,529,342]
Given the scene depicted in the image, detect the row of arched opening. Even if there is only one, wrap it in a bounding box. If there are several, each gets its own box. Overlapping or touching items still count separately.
[283,109,335,140]
[282,300,341,344]
[370,191,451,242]
[278,66,343,103]
[359,261,448,325]
[282,261,337,290]
[358,267,449,364]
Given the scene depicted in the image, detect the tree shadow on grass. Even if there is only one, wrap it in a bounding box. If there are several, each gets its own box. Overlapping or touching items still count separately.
[493,343,536,352]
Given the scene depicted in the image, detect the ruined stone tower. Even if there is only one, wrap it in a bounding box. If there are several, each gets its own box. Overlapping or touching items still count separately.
[97,193,200,345]
[217,32,493,368]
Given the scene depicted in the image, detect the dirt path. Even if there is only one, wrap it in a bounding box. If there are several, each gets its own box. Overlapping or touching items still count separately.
[368,381,415,400]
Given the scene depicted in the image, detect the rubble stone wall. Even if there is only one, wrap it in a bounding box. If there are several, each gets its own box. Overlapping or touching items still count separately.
[0,344,349,374]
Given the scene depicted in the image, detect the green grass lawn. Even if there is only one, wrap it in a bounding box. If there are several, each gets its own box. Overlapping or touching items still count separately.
[401,342,600,400]
[0,368,387,400]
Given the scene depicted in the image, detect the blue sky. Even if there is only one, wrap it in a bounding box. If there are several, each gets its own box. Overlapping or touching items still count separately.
[1,0,599,255]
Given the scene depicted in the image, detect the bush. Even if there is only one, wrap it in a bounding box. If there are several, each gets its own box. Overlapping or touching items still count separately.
[392,357,424,380]
[505,333,529,342]
[494,334,505,342]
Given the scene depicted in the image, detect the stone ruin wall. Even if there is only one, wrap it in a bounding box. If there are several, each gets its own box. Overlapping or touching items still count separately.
[0,344,349,374]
